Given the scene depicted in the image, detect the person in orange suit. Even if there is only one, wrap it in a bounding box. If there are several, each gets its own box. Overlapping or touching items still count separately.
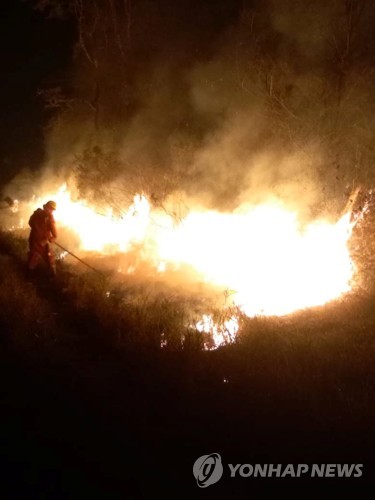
[28,200,57,277]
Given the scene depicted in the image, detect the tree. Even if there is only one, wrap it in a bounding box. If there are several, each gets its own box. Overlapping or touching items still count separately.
[34,0,133,133]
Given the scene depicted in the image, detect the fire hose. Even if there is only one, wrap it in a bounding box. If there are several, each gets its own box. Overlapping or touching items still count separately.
[53,241,105,278]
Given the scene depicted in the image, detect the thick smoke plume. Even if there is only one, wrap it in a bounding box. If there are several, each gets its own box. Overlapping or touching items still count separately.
[6,0,375,220]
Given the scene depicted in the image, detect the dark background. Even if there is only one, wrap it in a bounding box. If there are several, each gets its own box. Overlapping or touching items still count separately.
[0,0,73,184]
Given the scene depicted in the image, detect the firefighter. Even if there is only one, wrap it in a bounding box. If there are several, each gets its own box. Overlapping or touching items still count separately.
[28,200,57,277]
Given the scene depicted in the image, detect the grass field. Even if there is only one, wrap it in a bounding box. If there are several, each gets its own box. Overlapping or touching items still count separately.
[1,229,375,497]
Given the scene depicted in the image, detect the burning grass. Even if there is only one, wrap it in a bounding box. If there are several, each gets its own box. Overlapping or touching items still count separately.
[1,228,375,489]
[0,185,368,353]
[0,226,373,355]
[2,227,375,421]
[6,182,358,323]
[56,260,242,351]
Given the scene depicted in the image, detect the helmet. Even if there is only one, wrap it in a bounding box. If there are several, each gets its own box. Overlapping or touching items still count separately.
[44,200,57,211]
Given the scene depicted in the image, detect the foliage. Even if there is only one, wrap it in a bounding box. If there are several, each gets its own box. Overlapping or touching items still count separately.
[349,190,375,292]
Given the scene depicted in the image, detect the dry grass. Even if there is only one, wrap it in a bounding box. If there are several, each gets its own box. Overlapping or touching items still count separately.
[0,255,57,345]
[1,229,375,494]
[1,228,375,425]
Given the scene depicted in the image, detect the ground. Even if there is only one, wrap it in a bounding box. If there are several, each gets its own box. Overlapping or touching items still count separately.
[0,230,375,498]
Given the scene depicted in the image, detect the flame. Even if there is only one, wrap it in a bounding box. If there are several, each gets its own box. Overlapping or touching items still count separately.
[24,184,355,322]
[37,185,151,252]
[157,206,354,316]
[195,314,239,350]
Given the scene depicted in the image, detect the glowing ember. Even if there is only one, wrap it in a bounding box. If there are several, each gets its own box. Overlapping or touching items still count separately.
[10,200,19,213]
[195,314,239,350]
[22,184,355,320]
[57,251,68,261]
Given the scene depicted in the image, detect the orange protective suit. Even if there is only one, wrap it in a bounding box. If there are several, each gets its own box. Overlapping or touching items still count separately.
[28,206,57,275]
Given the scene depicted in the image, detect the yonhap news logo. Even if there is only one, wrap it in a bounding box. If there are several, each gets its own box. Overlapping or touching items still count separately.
[193,454,363,487]
[193,453,224,488]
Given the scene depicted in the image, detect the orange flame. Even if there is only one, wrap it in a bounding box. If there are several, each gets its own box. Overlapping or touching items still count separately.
[24,184,355,321]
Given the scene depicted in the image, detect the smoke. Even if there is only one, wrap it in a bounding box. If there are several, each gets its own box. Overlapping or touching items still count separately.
[5,0,375,220]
